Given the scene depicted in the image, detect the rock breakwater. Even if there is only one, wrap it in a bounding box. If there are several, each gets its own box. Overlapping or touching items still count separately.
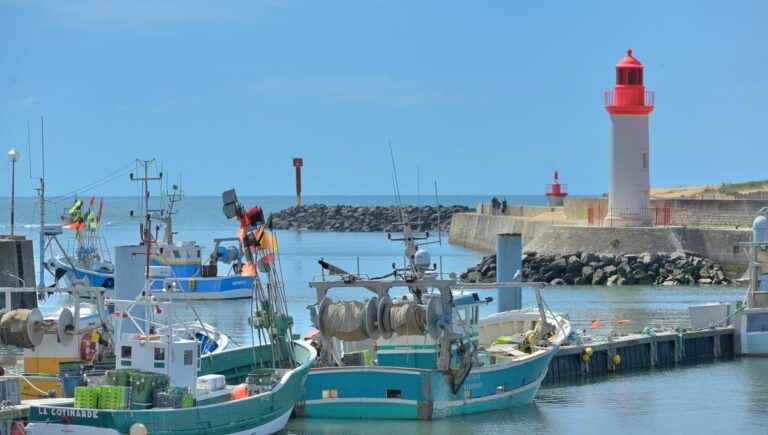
[270,204,470,232]
[461,251,732,286]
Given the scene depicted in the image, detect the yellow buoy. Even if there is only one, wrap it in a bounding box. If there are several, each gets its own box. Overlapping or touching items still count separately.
[611,354,621,365]
[584,347,593,356]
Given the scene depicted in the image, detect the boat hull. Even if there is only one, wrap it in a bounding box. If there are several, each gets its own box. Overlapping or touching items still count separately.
[48,257,253,300]
[26,342,316,435]
[47,257,113,288]
[297,344,557,420]
[151,276,254,300]
[26,407,294,435]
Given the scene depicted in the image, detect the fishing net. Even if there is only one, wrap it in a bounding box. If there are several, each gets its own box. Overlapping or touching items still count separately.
[389,302,426,336]
[319,300,369,341]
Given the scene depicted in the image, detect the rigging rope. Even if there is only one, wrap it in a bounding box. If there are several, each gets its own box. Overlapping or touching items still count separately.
[48,160,138,205]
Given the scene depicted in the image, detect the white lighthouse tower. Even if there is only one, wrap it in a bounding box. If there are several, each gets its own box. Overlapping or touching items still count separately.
[603,49,654,227]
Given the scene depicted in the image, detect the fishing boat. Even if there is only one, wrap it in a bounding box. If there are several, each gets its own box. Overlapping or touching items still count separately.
[3,285,230,402]
[734,208,768,355]
[296,214,569,420]
[25,189,316,434]
[45,197,114,289]
[46,161,257,300]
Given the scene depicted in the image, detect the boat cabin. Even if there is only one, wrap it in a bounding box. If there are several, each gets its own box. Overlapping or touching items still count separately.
[117,333,198,393]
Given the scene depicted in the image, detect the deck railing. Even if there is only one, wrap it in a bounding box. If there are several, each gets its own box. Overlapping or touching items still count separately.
[604,89,655,108]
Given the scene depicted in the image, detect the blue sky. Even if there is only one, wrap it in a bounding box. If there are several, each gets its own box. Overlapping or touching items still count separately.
[1,1,766,197]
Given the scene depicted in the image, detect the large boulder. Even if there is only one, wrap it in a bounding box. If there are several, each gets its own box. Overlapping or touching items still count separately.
[592,268,607,285]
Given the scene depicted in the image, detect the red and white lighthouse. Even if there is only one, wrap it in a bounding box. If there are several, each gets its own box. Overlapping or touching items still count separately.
[603,49,654,227]
[545,171,568,206]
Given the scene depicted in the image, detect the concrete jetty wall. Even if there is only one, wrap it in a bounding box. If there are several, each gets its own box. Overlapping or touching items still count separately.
[447,213,554,252]
[563,197,768,227]
[525,225,749,266]
[448,213,750,267]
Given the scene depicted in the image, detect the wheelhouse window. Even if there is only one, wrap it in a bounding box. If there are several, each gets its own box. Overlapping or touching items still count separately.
[154,347,166,361]
[386,389,402,399]
[747,313,768,333]
[121,346,132,359]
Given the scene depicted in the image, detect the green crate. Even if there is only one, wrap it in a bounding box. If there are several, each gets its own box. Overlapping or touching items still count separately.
[106,369,135,387]
[74,386,99,409]
[129,372,169,404]
[96,385,131,410]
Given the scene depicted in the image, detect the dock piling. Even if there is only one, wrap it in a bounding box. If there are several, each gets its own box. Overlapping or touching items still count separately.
[496,233,522,312]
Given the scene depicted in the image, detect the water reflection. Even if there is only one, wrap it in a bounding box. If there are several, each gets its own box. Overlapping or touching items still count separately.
[287,405,551,435]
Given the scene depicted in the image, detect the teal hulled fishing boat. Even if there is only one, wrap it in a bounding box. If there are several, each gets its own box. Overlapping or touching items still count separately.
[297,216,569,420]
[27,189,315,434]
[26,342,315,434]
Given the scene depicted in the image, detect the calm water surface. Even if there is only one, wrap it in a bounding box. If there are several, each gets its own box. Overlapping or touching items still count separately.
[9,196,767,434]
[287,358,768,435]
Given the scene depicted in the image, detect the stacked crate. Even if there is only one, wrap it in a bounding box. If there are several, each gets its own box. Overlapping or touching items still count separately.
[154,387,187,409]
[97,385,131,410]
[129,372,168,409]
[74,386,99,409]
[105,369,134,387]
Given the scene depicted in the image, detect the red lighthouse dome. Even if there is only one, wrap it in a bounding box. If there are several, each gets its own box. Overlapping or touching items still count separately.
[605,49,654,115]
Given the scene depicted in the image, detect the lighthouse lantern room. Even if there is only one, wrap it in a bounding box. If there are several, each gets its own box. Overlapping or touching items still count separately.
[603,49,654,227]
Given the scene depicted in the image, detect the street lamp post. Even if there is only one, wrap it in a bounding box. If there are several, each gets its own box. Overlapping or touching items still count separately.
[7,148,20,236]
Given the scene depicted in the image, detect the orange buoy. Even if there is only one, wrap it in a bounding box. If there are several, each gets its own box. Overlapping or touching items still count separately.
[231,383,249,400]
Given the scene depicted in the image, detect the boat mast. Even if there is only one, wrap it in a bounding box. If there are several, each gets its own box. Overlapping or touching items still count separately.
[36,116,46,289]
[130,159,162,330]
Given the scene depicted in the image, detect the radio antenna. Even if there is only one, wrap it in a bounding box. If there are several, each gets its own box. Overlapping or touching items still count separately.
[388,143,402,206]
[434,180,442,245]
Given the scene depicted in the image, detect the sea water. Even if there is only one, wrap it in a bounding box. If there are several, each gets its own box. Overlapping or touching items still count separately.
[6,195,767,434]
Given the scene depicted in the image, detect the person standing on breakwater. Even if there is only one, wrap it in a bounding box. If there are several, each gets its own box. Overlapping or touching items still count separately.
[491,197,500,214]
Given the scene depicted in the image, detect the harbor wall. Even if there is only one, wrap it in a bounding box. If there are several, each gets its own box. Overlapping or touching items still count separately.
[652,198,768,227]
[524,226,750,266]
[447,213,554,252]
[476,203,559,218]
[448,214,750,267]
[561,197,768,227]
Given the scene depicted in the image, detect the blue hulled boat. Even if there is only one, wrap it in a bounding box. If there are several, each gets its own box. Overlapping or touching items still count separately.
[46,182,258,300]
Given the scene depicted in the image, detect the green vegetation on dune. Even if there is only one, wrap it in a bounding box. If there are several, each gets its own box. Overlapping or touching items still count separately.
[703,180,768,197]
